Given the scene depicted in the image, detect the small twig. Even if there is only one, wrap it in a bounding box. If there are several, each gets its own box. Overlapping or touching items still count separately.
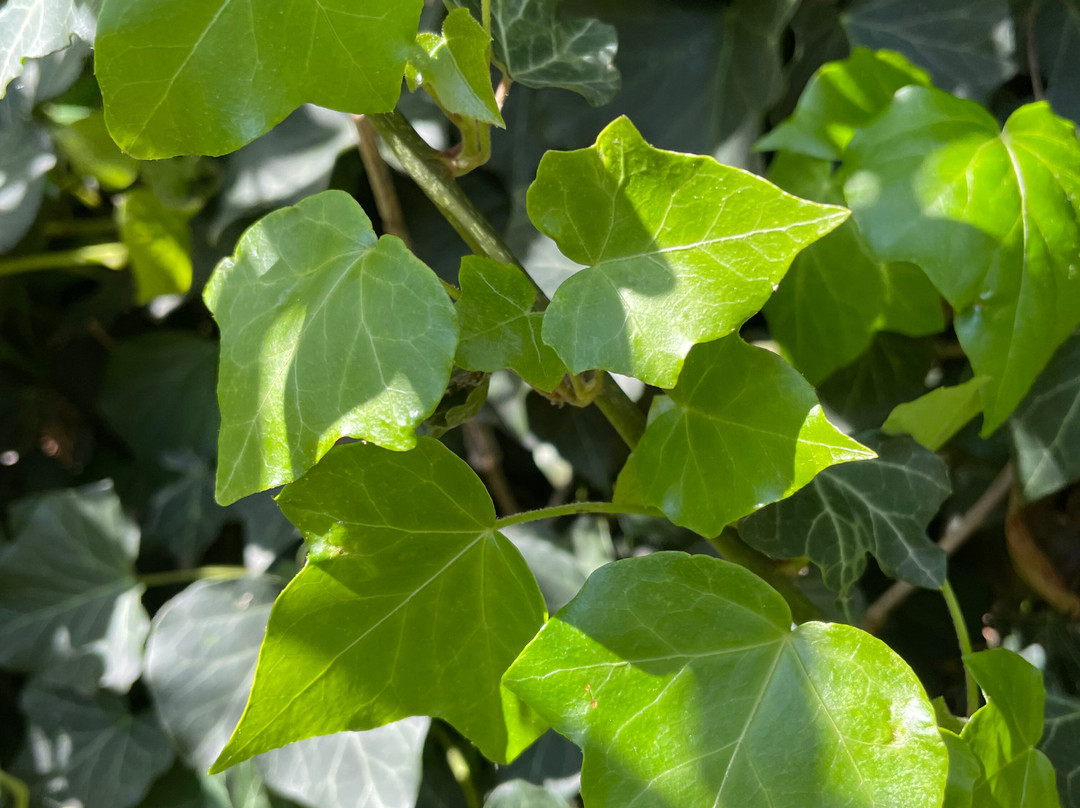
[863,464,1014,634]
[353,115,412,247]
[463,420,520,515]
[1027,0,1045,101]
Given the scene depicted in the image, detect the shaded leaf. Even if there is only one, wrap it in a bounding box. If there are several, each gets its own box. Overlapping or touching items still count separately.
[525,392,627,495]
[0,117,54,255]
[614,336,873,537]
[763,151,943,384]
[204,191,458,505]
[740,432,951,593]
[504,552,948,808]
[51,108,139,192]
[0,482,148,692]
[456,256,567,391]
[1008,332,1080,501]
[118,188,194,304]
[484,781,570,808]
[141,451,226,566]
[757,48,931,160]
[843,89,1080,433]
[1042,694,1080,808]
[213,438,547,770]
[0,0,98,97]
[16,683,174,808]
[842,0,1016,100]
[884,377,987,451]
[532,116,849,387]
[95,0,422,157]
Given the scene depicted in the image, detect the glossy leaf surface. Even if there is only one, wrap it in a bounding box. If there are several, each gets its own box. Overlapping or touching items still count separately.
[763,152,943,383]
[0,482,147,692]
[532,117,849,387]
[0,0,97,97]
[504,552,948,808]
[757,48,930,160]
[1008,332,1080,501]
[614,336,873,537]
[456,256,566,391]
[204,191,457,504]
[95,0,422,158]
[843,89,1080,433]
[740,433,950,593]
[213,438,547,770]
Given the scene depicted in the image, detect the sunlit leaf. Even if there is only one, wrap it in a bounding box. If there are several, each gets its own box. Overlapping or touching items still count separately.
[117,188,193,304]
[0,0,97,97]
[884,377,987,451]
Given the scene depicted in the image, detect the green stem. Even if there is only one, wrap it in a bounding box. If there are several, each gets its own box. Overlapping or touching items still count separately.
[481,0,491,36]
[429,723,481,808]
[593,374,647,447]
[138,565,249,588]
[0,242,128,277]
[494,501,657,530]
[941,579,980,716]
[0,768,29,808]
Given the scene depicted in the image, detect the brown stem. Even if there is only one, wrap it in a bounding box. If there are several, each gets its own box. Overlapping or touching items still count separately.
[354,115,412,247]
[463,420,520,515]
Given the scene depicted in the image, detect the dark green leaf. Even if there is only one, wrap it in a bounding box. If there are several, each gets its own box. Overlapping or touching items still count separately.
[740,432,951,593]
[0,482,148,691]
[614,336,873,537]
[204,191,458,504]
[117,188,194,303]
[1042,694,1080,808]
[95,0,422,157]
[1008,332,1080,501]
[213,438,547,770]
[141,451,226,566]
[841,0,1016,100]
[504,552,949,808]
[757,48,931,160]
[843,89,1080,433]
[763,152,943,384]
[456,256,567,392]
[0,0,98,97]
[532,116,849,387]
[884,378,987,451]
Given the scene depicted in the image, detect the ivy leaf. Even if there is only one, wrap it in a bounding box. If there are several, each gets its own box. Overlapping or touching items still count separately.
[531,116,849,388]
[762,151,943,384]
[614,336,873,537]
[51,109,140,192]
[757,48,931,160]
[884,377,988,451]
[843,89,1080,434]
[942,729,982,808]
[95,0,422,158]
[0,0,98,97]
[504,552,948,808]
[212,438,547,771]
[15,684,174,808]
[0,116,54,254]
[450,0,619,106]
[117,188,194,304]
[740,433,951,593]
[1008,332,1080,502]
[0,482,149,692]
[456,256,567,392]
[407,8,504,128]
[145,578,428,808]
[960,649,1063,807]
[1042,694,1080,808]
[204,191,458,505]
[841,0,1016,101]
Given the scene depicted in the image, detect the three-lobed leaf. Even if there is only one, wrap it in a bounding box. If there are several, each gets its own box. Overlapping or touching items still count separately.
[843,88,1080,434]
[614,336,873,537]
[532,116,850,388]
[204,190,457,505]
[504,552,948,808]
[212,437,547,771]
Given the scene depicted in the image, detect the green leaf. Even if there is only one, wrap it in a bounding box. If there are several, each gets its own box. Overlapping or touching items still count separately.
[531,116,849,388]
[450,0,619,106]
[757,48,931,160]
[0,0,98,97]
[456,256,567,391]
[0,116,54,254]
[0,482,148,692]
[504,552,948,808]
[884,377,988,451]
[407,8,503,128]
[843,89,1080,434]
[614,336,874,537]
[212,437,547,771]
[965,649,1046,748]
[740,432,951,593]
[145,578,428,808]
[51,109,139,192]
[95,0,422,158]
[1008,332,1080,501]
[841,0,1016,101]
[15,683,174,808]
[204,191,458,505]
[1042,694,1080,808]
[942,729,982,808]
[763,151,943,384]
[117,188,194,304]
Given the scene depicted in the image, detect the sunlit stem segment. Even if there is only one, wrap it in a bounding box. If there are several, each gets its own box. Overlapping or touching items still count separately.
[138,565,250,588]
[0,767,29,808]
[0,242,129,277]
[941,579,980,716]
[493,501,658,529]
